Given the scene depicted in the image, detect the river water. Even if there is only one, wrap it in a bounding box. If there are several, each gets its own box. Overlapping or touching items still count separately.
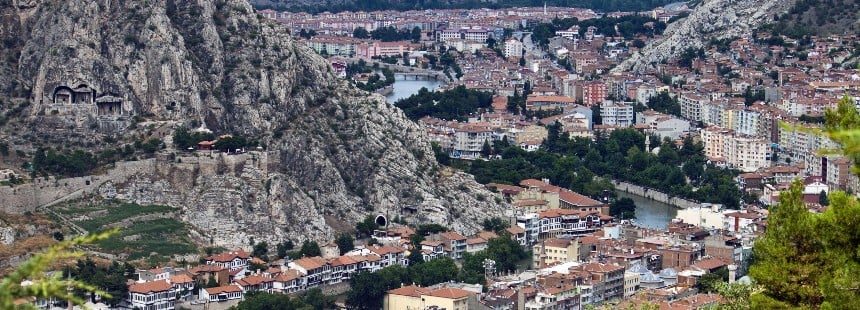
[385,73,443,104]
[615,191,678,230]
[382,74,675,229]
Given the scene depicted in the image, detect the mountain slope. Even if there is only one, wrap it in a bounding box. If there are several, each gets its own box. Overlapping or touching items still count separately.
[616,0,794,73]
[0,0,505,248]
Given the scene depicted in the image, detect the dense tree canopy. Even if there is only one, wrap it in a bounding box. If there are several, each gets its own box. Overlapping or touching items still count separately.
[395,85,493,121]
[645,91,680,116]
[463,128,742,208]
[235,289,333,310]
[750,96,860,308]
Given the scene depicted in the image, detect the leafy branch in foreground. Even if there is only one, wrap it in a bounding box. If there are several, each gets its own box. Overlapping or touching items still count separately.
[0,229,119,309]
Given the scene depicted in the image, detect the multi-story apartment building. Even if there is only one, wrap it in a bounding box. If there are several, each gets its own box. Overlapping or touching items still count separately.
[304,35,361,56]
[355,41,413,59]
[504,38,524,58]
[826,156,852,190]
[732,109,761,137]
[701,127,769,172]
[582,82,607,106]
[452,125,494,159]
[516,213,541,246]
[600,101,634,127]
[533,238,582,267]
[575,263,625,304]
[439,232,468,259]
[679,93,707,122]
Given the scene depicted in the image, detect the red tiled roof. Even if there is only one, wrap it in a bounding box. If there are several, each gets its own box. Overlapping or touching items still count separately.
[274,270,302,282]
[440,232,467,241]
[292,257,328,270]
[388,285,430,297]
[207,249,251,263]
[129,280,172,294]
[204,285,242,295]
[505,226,526,235]
[235,274,274,287]
[694,258,728,271]
[190,264,226,274]
[169,274,194,284]
[466,238,486,245]
[368,245,405,255]
[427,287,472,299]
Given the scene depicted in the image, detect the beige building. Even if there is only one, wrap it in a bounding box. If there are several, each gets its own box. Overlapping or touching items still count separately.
[384,285,474,310]
[516,125,549,145]
[623,272,640,298]
[533,238,581,267]
[701,126,769,172]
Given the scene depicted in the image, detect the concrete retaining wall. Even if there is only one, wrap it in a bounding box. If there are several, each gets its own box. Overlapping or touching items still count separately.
[613,181,700,209]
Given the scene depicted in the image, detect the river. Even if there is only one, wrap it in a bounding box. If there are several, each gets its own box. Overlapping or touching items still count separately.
[384,73,444,104]
[615,191,678,230]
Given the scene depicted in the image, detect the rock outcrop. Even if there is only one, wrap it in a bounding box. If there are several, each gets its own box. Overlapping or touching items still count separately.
[0,0,506,249]
[616,0,794,73]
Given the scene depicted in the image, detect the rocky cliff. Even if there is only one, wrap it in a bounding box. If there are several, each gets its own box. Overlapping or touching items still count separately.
[0,0,505,248]
[616,0,794,73]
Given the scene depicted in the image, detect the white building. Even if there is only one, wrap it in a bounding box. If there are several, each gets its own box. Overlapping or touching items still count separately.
[200,285,243,303]
[679,93,707,122]
[452,125,494,159]
[504,39,524,58]
[674,205,726,229]
[129,280,175,310]
[600,101,634,127]
[701,127,770,172]
[637,110,690,140]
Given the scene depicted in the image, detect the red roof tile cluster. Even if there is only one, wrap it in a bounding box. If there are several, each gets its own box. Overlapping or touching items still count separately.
[206,249,251,263]
[129,280,172,294]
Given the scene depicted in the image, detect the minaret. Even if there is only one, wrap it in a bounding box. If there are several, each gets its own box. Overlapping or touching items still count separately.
[728,264,738,283]
[544,2,547,15]
[645,134,651,152]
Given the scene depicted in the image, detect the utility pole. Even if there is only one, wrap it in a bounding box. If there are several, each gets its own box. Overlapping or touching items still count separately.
[26,161,37,209]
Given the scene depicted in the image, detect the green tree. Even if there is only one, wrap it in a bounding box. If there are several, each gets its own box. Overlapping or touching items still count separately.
[591,104,602,125]
[750,94,860,308]
[276,240,294,259]
[481,217,510,233]
[213,135,249,152]
[355,215,379,238]
[0,230,117,309]
[610,197,636,220]
[410,26,422,43]
[695,267,728,293]
[645,91,680,116]
[347,266,410,310]
[410,257,458,286]
[205,274,219,288]
[298,240,321,258]
[353,27,369,39]
[750,181,828,307]
[335,233,355,255]
[819,190,829,206]
[251,241,268,261]
[481,140,492,158]
[485,232,527,272]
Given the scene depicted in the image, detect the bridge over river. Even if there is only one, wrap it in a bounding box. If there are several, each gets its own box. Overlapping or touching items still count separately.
[346,58,450,82]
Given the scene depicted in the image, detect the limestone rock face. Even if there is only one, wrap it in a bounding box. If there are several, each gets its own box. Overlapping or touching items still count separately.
[0,0,506,248]
[616,0,794,73]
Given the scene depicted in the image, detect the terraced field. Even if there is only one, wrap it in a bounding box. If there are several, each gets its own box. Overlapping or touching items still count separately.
[54,199,198,264]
